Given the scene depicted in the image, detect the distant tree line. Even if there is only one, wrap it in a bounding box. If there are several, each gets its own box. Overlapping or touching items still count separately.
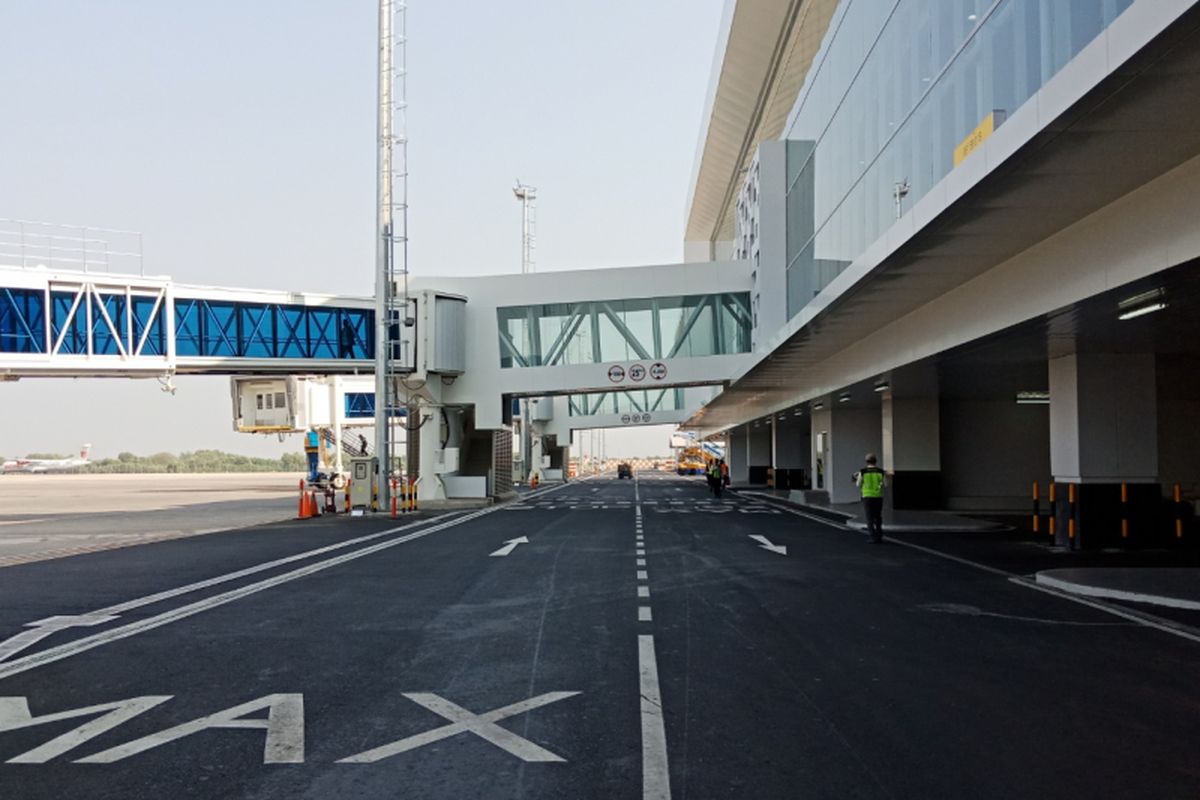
[6,451,307,474]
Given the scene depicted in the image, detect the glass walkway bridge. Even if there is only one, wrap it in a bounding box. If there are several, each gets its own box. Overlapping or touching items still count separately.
[0,266,373,378]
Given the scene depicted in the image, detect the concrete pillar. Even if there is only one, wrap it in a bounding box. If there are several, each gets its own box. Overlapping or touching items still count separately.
[882,393,941,509]
[811,402,882,504]
[747,423,772,484]
[728,425,749,484]
[772,412,811,491]
[1049,353,1158,547]
[417,406,448,503]
[530,423,545,482]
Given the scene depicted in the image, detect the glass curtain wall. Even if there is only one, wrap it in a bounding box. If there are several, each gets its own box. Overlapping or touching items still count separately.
[784,0,1134,318]
[568,388,687,416]
[497,292,751,368]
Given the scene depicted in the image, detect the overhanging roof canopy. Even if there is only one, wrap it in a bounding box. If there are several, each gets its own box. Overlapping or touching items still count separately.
[684,0,839,247]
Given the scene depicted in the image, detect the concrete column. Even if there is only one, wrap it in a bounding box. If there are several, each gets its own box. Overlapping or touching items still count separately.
[882,393,941,509]
[1049,353,1158,547]
[747,423,772,484]
[772,412,811,491]
[811,402,882,504]
[417,406,448,503]
[728,425,749,484]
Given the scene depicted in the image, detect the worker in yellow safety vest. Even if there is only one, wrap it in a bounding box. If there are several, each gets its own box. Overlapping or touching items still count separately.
[854,453,886,544]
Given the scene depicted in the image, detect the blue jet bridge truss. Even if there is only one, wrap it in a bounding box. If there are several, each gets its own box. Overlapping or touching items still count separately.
[0,267,373,378]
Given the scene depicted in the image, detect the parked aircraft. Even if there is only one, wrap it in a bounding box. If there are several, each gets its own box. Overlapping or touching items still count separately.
[1,444,91,474]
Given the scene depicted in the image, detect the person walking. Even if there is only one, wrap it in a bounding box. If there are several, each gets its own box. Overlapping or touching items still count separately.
[711,459,724,498]
[854,453,886,543]
[338,317,357,359]
[358,434,369,456]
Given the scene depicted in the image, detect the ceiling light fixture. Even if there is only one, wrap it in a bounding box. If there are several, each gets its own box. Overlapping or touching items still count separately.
[1117,288,1167,321]
[812,402,825,410]
[873,381,890,393]
[838,393,851,403]
[1016,391,1050,405]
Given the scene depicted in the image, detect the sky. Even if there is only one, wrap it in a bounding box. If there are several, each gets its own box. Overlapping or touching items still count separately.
[0,0,725,460]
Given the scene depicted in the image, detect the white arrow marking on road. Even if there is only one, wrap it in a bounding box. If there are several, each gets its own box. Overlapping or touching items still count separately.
[489,536,530,557]
[749,535,787,555]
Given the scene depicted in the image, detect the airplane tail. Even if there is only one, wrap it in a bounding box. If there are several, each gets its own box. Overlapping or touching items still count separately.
[80,443,91,461]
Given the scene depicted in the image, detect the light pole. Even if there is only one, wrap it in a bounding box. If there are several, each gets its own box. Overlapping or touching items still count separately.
[513,181,537,482]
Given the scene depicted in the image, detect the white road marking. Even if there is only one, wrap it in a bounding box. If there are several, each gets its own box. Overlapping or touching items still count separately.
[748,534,788,556]
[338,691,579,764]
[0,513,461,665]
[638,586,650,598]
[637,558,646,567]
[1,695,172,764]
[637,549,645,557]
[78,694,304,764]
[638,634,671,800]
[0,614,119,664]
[638,607,653,622]
[0,507,499,682]
[637,570,648,581]
[751,492,1200,645]
[1034,572,1200,611]
[489,536,530,557]
[1010,578,1200,644]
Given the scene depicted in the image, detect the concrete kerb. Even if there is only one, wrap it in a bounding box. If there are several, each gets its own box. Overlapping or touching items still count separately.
[1035,568,1200,611]
[738,488,1008,533]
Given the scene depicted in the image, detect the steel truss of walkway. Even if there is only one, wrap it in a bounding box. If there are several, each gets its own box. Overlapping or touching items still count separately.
[0,267,374,377]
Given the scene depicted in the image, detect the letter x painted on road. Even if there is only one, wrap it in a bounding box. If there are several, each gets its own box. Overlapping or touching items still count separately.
[339,691,580,764]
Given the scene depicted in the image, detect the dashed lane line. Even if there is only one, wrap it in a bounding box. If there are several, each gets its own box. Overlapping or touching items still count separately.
[632,472,671,799]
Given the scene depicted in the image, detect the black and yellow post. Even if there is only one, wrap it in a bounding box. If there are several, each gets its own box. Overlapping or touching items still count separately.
[1120,481,1129,541]
[1174,483,1184,540]
[1031,481,1040,534]
[1048,482,1057,541]
[1067,483,1077,547]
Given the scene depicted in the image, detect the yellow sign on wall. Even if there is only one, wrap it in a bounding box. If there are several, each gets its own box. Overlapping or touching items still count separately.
[954,112,995,166]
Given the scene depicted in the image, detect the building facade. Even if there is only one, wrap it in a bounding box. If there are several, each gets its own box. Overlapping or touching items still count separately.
[686,0,1200,548]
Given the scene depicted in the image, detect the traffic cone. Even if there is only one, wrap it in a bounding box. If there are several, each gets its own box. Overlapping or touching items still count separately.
[310,489,322,517]
[297,480,312,520]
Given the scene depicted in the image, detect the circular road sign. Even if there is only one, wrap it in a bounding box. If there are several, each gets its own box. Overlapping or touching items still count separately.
[628,363,647,382]
[649,362,668,380]
[608,365,626,383]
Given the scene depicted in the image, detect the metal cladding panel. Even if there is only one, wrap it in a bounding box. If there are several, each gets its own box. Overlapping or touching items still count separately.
[432,295,466,374]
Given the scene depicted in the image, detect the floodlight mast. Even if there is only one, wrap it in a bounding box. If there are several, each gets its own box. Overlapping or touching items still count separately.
[512,181,537,482]
[374,0,408,508]
[513,181,537,274]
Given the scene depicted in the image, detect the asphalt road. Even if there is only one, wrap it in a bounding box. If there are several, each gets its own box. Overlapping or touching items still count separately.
[0,473,298,566]
[0,473,1196,799]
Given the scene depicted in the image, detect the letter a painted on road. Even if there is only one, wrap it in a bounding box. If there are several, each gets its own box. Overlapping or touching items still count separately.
[77,693,305,764]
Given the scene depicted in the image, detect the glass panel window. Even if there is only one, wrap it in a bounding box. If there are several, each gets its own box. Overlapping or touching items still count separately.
[497,293,750,368]
[782,0,1134,320]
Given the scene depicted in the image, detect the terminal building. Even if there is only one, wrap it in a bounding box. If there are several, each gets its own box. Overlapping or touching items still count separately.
[682,0,1200,548]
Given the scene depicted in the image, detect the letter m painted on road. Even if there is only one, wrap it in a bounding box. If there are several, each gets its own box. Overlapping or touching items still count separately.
[0,695,171,763]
